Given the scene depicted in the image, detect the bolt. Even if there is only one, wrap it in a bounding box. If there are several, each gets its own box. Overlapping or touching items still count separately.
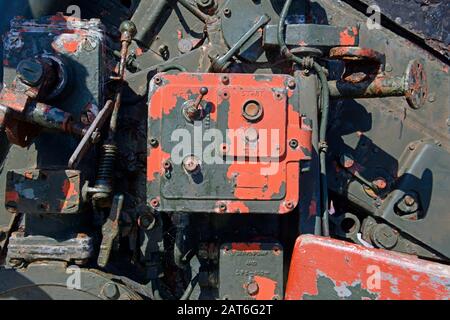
[154,77,162,85]
[158,44,169,59]
[102,282,120,300]
[285,201,295,210]
[197,0,214,9]
[428,93,436,103]
[163,160,172,171]
[119,20,137,39]
[242,101,263,122]
[287,79,296,89]
[178,39,193,53]
[372,178,387,190]
[150,138,159,147]
[9,258,24,268]
[183,155,200,173]
[247,281,259,296]
[150,198,160,208]
[138,213,156,230]
[16,58,44,87]
[289,139,299,149]
[224,8,231,17]
[372,224,398,249]
[245,128,259,143]
[221,75,230,85]
[218,203,227,212]
[404,195,416,207]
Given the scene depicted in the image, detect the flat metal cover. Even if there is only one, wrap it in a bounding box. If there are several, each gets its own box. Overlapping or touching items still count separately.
[147,72,312,214]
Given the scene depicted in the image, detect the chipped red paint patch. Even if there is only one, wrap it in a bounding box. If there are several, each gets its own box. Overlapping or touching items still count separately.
[339,27,359,46]
[285,235,450,300]
[147,147,171,182]
[254,276,278,300]
[231,243,261,252]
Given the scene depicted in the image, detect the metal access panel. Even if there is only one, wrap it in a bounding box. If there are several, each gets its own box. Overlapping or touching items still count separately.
[219,242,284,300]
[285,235,450,300]
[147,72,312,214]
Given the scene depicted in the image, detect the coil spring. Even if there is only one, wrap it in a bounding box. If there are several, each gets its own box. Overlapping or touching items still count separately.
[95,144,118,186]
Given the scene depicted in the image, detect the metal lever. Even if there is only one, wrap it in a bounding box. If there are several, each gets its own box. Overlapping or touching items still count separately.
[68,100,114,169]
[98,194,124,268]
[211,14,271,72]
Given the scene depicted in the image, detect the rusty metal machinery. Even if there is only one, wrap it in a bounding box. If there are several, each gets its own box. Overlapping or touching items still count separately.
[0,0,448,300]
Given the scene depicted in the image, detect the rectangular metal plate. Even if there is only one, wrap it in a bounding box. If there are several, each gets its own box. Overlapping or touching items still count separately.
[219,242,283,300]
[5,169,82,214]
[147,73,312,214]
[286,235,450,300]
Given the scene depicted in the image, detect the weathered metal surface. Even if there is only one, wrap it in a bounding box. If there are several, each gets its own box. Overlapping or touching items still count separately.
[219,242,283,300]
[285,235,450,300]
[0,0,447,301]
[7,233,93,264]
[0,262,141,300]
[355,0,449,59]
[5,169,83,215]
[147,72,312,214]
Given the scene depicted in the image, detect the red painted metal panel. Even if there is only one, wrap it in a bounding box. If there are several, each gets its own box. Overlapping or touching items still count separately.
[285,235,450,300]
